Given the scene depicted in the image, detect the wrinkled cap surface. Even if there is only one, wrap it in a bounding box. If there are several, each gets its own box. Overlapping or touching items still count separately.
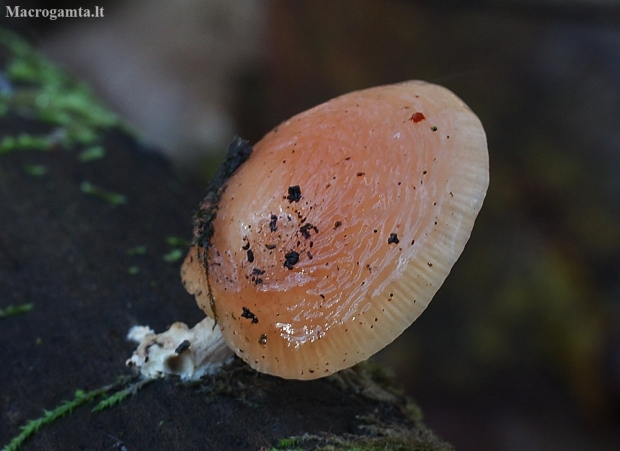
[182,80,489,379]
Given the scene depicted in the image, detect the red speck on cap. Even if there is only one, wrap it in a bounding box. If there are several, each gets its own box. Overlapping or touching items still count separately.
[409,112,426,123]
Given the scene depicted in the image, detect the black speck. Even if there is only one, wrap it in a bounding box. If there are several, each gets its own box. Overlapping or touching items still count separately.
[307,251,313,260]
[431,126,438,131]
[242,241,251,251]
[356,172,365,177]
[334,220,342,229]
[300,223,319,239]
[387,233,399,244]
[174,340,191,355]
[241,307,258,323]
[247,249,254,263]
[287,185,302,202]
[254,277,263,285]
[269,215,278,232]
[265,243,277,250]
[252,268,265,275]
[411,239,415,245]
[283,251,300,269]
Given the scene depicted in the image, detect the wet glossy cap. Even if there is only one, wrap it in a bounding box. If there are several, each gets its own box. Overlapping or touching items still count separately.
[182,80,489,379]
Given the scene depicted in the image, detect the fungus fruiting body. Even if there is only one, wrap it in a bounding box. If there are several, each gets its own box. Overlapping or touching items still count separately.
[127,80,489,381]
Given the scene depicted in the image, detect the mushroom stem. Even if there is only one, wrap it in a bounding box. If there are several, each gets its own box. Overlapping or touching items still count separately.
[126,317,234,381]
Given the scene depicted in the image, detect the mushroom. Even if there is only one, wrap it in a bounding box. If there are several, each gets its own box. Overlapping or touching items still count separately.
[127,80,489,381]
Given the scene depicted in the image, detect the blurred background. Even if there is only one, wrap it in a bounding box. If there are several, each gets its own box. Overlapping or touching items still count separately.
[5,0,620,449]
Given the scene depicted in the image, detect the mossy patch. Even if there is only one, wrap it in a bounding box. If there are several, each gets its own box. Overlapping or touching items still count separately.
[270,427,453,451]
[162,236,190,263]
[80,181,127,206]
[0,28,124,156]
[77,146,105,161]
[0,28,131,205]
[0,134,49,154]
[21,164,47,176]
[0,302,33,319]
[1,375,145,451]
[265,361,451,450]
[195,359,450,451]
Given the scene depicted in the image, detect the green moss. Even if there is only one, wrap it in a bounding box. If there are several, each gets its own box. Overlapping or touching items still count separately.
[127,245,147,256]
[0,28,125,159]
[163,248,183,263]
[162,237,189,263]
[22,164,47,176]
[276,438,301,449]
[270,426,453,451]
[0,29,123,207]
[78,146,106,162]
[1,30,119,129]
[0,303,33,318]
[80,181,127,206]
[166,236,190,248]
[1,389,102,451]
[0,134,50,154]
[91,378,151,412]
[128,266,140,275]
[267,362,448,451]
[1,375,144,451]
[198,360,448,451]
[327,361,403,405]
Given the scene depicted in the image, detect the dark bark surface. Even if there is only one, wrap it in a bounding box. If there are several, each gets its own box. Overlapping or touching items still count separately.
[0,29,450,451]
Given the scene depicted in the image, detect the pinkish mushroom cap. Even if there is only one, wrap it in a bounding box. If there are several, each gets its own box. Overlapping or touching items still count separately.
[182,80,489,379]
